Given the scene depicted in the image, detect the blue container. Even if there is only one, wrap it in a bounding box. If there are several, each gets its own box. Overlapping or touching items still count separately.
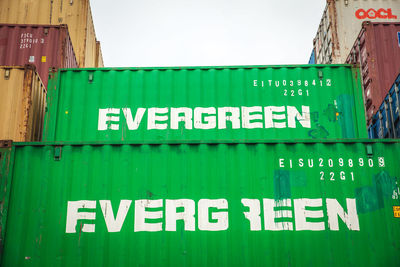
[368,73,400,138]
[308,49,316,64]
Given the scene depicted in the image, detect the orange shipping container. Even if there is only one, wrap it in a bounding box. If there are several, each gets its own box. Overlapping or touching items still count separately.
[0,65,46,141]
[0,0,101,68]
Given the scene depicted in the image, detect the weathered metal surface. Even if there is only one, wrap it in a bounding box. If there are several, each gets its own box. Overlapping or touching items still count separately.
[0,24,78,87]
[368,73,400,138]
[0,0,100,68]
[43,65,367,142]
[313,0,400,64]
[0,65,46,142]
[1,140,400,266]
[346,22,400,123]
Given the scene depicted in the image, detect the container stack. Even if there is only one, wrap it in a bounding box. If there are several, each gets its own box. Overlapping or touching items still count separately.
[0,0,103,142]
[1,1,400,267]
[312,0,400,139]
[0,0,104,68]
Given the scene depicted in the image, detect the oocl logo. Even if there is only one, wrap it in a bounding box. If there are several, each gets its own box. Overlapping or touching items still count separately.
[355,8,397,19]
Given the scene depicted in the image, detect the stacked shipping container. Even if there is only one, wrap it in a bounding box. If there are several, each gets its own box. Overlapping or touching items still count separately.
[0,24,78,87]
[0,0,104,68]
[43,65,367,142]
[0,0,103,142]
[346,22,400,124]
[312,0,400,138]
[1,1,399,266]
[1,140,400,266]
[313,0,400,64]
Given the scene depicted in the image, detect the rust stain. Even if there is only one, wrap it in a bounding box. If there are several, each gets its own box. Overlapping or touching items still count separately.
[328,0,340,63]
[22,65,33,141]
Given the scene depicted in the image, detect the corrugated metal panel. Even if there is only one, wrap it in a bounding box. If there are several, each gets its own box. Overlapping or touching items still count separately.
[0,0,99,68]
[0,24,78,87]
[0,65,46,142]
[346,22,400,123]
[1,140,400,266]
[368,73,400,138]
[313,0,400,64]
[43,65,367,142]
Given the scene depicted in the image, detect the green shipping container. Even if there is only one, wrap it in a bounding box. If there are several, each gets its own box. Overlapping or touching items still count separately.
[1,139,399,266]
[43,65,367,142]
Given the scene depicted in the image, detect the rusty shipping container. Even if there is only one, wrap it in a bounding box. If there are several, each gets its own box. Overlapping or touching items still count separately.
[1,139,400,266]
[313,0,400,64]
[0,24,78,87]
[43,65,367,142]
[0,65,46,142]
[0,0,101,68]
[346,22,400,124]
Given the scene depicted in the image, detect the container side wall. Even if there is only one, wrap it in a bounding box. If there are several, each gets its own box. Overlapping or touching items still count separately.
[0,0,51,24]
[0,67,28,141]
[0,66,46,142]
[50,0,93,67]
[43,65,367,142]
[1,141,400,266]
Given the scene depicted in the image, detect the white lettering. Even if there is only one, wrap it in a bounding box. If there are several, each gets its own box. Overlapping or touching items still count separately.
[294,198,324,231]
[194,107,216,129]
[98,108,120,130]
[198,199,229,231]
[265,106,286,128]
[165,199,196,231]
[326,198,359,231]
[242,106,263,129]
[287,106,311,128]
[218,107,240,129]
[99,106,312,131]
[134,199,163,232]
[241,199,261,231]
[66,200,96,233]
[263,199,293,231]
[171,107,193,129]
[148,108,168,130]
[100,200,131,232]
[122,108,146,130]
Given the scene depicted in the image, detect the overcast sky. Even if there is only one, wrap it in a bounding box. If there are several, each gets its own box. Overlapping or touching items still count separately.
[91,0,326,67]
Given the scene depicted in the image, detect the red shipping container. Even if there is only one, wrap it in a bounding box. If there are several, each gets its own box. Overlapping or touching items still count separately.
[0,24,78,87]
[346,21,400,125]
